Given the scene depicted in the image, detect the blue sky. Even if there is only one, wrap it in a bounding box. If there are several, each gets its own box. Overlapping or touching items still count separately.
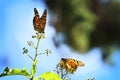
[0,0,120,80]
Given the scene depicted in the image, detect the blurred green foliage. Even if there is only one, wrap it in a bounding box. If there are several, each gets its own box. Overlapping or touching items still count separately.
[44,0,120,63]
[44,0,97,52]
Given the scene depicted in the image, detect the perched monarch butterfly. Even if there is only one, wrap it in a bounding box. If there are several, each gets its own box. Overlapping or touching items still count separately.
[33,8,47,33]
[59,58,85,73]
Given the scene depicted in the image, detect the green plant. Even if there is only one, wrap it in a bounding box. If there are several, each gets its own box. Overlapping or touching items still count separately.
[0,32,62,80]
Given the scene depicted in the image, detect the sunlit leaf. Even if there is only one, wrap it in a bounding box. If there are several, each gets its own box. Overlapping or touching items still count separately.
[38,72,62,80]
[33,77,39,80]
[0,67,30,78]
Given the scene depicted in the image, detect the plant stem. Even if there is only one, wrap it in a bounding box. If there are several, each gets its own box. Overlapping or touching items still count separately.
[30,76,33,80]
[34,37,41,61]
[27,54,34,61]
[30,35,41,80]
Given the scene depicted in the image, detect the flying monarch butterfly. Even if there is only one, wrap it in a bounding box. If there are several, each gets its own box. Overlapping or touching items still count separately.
[59,58,85,73]
[33,8,47,33]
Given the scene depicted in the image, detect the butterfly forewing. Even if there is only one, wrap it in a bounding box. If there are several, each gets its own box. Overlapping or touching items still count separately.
[61,58,84,67]
[39,9,47,29]
[34,8,39,16]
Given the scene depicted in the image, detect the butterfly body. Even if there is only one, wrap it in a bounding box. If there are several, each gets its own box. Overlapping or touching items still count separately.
[33,8,47,33]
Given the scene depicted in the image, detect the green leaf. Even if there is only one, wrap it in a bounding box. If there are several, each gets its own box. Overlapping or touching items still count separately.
[38,72,62,80]
[31,59,38,76]
[33,78,39,80]
[0,67,10,77]
[0,67,30,78]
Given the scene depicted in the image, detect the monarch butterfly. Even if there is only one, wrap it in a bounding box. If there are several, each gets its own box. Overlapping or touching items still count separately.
[33,8,47,33]
[59,58,84,73]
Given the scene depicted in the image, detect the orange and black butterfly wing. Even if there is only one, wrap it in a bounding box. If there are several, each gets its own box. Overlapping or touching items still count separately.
[60,58,84,73]
[66,58,78,69]
[34,8,39,15]
[33,8,40,32]
[33,8,47,33]
[39,9,47,33]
